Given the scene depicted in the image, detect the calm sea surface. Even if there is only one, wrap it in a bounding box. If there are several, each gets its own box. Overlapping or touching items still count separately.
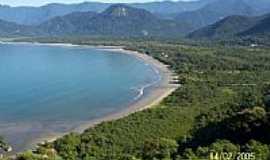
[0,43,160,151]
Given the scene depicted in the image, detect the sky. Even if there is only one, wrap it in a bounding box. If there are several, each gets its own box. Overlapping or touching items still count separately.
[0,0,193,7]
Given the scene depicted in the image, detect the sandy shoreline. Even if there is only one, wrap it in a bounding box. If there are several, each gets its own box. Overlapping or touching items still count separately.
[73,47,179,133]
[1,42,179,151]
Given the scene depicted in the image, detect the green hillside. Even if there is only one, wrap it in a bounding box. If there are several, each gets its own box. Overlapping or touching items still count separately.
[188,13,270,40]
[188,15,259,39]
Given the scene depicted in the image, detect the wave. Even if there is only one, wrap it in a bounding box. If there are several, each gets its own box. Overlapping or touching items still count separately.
[132,66,162,101]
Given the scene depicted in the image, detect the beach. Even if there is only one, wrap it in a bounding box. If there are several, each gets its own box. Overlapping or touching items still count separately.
[73,47,179,133]
[0,42,179,151]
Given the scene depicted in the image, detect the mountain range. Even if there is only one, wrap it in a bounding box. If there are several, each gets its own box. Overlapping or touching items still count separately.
[0,0,270,38]
[0,4,190,37]
[0,0,214,25]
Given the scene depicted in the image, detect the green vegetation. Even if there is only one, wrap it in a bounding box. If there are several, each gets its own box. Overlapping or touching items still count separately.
[6,37,270,160]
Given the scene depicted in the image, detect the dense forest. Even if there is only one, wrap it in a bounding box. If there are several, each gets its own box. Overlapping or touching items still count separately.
[2,37,270,159]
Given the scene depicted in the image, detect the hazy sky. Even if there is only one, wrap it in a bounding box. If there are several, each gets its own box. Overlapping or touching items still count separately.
[0,0,194,7]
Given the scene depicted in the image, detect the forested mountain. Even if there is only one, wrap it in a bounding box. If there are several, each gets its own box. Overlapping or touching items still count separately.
[188,13,270,39]
[0,0,214,25]
[175,0,270,30]
[39,4,189,37]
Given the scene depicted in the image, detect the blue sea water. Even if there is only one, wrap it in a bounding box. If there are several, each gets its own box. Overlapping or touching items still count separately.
[0,43,160,151]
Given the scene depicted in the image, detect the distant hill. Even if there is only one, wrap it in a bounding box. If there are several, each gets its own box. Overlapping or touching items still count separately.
[240,15,270,36]
[132,0,215,18]
[188,13,270,39]
[175,0,270,30]
[0,19,38,36]
[0,3,110,25]
[39,4,189,37]
[187,15,259,39]
[0,19,21,35]
[39,11,97,35]
[0,0,214,25]
[243,0,270,15]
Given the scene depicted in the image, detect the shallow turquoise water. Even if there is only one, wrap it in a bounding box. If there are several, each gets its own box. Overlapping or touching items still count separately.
[0,43,160,151]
